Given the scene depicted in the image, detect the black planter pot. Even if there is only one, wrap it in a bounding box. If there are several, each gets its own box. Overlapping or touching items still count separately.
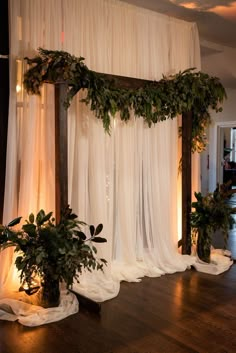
[40,275,60,308]
[197,229,211,263]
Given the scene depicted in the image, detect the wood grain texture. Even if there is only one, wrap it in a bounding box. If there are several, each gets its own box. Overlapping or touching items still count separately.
[1,264,236,353]
[55,83,68,221]
[182,111,192,254]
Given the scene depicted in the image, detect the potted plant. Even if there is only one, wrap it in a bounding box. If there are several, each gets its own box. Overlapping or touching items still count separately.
[0,206,107,307]
[191,183,235,263]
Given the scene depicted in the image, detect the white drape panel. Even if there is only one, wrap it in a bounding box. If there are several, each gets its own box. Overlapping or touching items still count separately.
[1,0,201,309]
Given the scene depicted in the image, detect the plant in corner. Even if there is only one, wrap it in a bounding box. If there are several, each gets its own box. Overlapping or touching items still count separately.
[0,206,107,307]
[190,183,236,263]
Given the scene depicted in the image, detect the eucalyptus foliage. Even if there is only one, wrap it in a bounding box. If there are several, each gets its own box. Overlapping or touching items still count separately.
[0,206,107,290]
[24,48,227,152]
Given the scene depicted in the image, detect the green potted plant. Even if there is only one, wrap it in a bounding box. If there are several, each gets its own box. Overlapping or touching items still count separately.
[191,183,235,263]
[0,206,107,307]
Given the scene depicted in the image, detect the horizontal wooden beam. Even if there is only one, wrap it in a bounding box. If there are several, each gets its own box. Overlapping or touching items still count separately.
[103,73,150,89]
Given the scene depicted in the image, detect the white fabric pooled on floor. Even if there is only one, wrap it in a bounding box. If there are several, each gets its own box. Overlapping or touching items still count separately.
[192,249,233,275]
[0,290,79,327]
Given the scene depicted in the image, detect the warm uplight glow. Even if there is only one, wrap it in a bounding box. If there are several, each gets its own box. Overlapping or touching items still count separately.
[179,2,197,9]
[170,0,199,10]
[16,84,22,93]
[16,59,23,101]
[22,278,40,290]
[12,264,21,288]
[171,0,236,20]
[210,2,236,21]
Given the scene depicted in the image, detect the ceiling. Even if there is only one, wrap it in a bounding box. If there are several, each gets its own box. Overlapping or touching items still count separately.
[120,0,236,89]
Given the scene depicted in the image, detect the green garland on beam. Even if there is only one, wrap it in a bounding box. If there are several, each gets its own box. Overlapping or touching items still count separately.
[23,48,227,153]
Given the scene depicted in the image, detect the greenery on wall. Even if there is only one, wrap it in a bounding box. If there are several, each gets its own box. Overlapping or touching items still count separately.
[23,48,227,153]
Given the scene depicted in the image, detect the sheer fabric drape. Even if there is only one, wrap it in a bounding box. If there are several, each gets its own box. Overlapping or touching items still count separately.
[2,0,201,307]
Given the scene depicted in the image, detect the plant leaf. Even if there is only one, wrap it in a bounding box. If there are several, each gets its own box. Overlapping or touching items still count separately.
[91,237,107,243]
[8,217,22,227]
[90,225,95,237]
[22,223,37,236]
[95,223,103,235]
[36,210,45,225]
[41,211,53,223]
[29,213,35,224]
[77,231,86,240]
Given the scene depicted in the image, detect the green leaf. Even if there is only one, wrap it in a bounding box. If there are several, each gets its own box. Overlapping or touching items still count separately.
[8,217,22,227]
[59,248,66,255]
[68,213,78,220]
[90,225,95,237]
[36,253,43,264]
[95,224,103,235]
[29,213,35,224]
[22,223,37,236]
[92,246,97,254]
[76,231,86,240]
[91,237,107,243]
[41,211,53,224]
[36,209,45,225]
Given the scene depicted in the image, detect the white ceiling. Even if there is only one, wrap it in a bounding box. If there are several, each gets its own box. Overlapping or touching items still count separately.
[120,0,236,89]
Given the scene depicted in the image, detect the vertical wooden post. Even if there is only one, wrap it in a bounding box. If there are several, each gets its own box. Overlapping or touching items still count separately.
[182,111,192,254]
[0,0,9,223]
[55,83,68,222]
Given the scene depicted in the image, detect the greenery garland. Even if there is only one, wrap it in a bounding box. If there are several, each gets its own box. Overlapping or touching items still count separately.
[23,48,227,153]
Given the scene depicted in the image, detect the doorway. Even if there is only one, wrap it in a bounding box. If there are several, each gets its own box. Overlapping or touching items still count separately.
[205,121,236,193]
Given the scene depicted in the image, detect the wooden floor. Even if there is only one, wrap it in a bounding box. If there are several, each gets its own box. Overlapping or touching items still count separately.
[1,193,236,353]
[0,263,236,353]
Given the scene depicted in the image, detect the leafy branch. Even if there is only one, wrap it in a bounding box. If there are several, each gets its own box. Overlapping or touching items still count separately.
[191,184,236,248]
[0,206,107,290]
[24,48,227,152]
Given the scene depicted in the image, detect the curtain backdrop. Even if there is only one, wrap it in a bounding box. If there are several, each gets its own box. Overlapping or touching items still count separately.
[1,0,201,307]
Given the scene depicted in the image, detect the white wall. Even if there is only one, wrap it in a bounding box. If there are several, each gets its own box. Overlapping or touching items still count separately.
[201,88,236,193]
[224,127,231,148]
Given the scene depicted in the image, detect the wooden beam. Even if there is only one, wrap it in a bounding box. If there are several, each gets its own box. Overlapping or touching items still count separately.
[55,83,68,222]
[0,0,9,223]
[181,111,192,254]
[104,73,150,89]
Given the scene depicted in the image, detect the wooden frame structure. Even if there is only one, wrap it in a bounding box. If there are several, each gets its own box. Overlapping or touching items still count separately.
[55,73,192,255]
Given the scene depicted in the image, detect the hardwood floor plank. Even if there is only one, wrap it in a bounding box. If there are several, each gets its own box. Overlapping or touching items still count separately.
[1,266,236,353]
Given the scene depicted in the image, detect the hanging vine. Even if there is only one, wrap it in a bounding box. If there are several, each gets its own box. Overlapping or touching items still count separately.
[23,48,227,153]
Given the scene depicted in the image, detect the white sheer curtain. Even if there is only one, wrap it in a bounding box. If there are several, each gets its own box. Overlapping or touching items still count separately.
[1,0,201,317]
